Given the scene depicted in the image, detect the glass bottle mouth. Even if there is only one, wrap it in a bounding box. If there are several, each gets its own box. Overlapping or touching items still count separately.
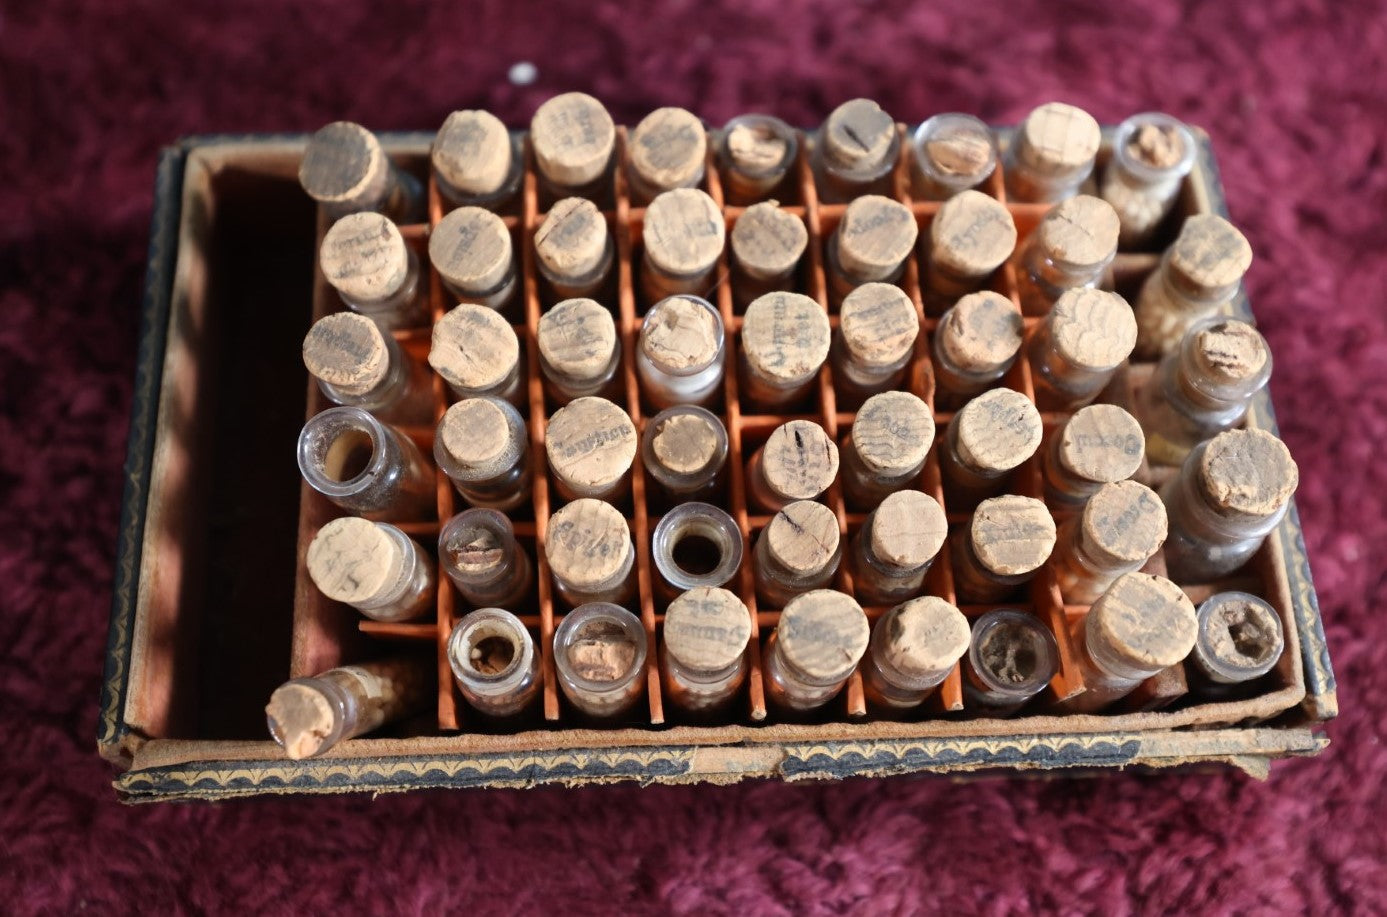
[911,113,998,189]
[967,609,1059,700]
[1111,112,1198,185]
[1194,591,1284,683]
[439,508,518,588]
[448,608,535,688]
[652,503,744,591]
[553,603,649,695]
[719,114,798,180]
[640,405,729,492]
[297,406,398,498]
[638,295,726,377]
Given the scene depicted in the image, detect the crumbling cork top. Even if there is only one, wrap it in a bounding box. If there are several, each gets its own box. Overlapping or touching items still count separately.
[761,420,840,501]
[640,295,722,372]
[882,596,972,678]
[839,283,920,370]
[545,396,638,491]
[1126,122,1187,170]
[319,212,410,302]
[1088,572,1198,668]
[1049,288,1138,371]
[1198,594,1283,673]
[1035,195,1120,269]
[730,201,808,279]
[431,110,513,197]
[836,195,918,280]
[299,122,387,203]
[537,298,618,380]
[564,612,639,682]
[438,398,522,473]
[535,198,609,280]
[1167,214,1253,291]
[429,304,519,391]
[302,312,389,397]
[741,291,831,386]
[869,490,948,569]
[953,388,1043,473]
[643,188,725,277]
[530,92,616,187]
[851,391,935,476]
[266,683,336,760]
[1015,102,1101,174]
[821,99,896,170]
[1056,404,1145,485]
[969,495,1057,576]
[1197,428,1298,520]
[441,515,509,577]
[929,189,1017,277]
[429,206,513,293]
[545,498,633,587]
[629,107,708,191]
[921,120,995,179]
[664,586,752,672]
[307,517,404,604]
[726,122,791,175]
[651,412,721,475]
[778,589,870,680]
[938,291,1025,372]
[1191,320,1269,385]
[764,500,841,574]
[1080,480,1168,567]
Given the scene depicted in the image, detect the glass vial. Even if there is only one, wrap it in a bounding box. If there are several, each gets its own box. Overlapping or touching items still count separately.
[931,291,1025,411]
[544,396,638,502]
[938,388,1043,503]
[651,502,744,598]
[553,603,648,719]
[429,206,519,314]
[739,291,832,411]
[302,312,434,426]
[447,608,541,717]
[545,498,638,607]
[833,284,921,405]
[439,508,534,610]
[730,201,808,309]
[763,589,870,712]
[434,397,530,512]
[1101,112,1197,248]
[919,189,1016,315]
[530,92,616,205]
[962,609,1060,716]
[534,197,614,303]
[661,586,752,713]
[813,99,900,203]
[910,113,998,201]
[319,212,428,330]
[1191,592,1285,689]
[640,406,729,503]
[299,121,425,223]
[640,188,726,305]
[627,106,708,205]
[1026,288,1138,412]
[1013,195,1120,315]
[848,490,949,606]
[306,517,437,622]
[636,294,726,409]
[754,500,843,608]
[431,109,522,212]
[1051,480,1168,605]
[745,419,840,513]
[536,297,622,405]
[1133,214,1253,360]
[826,195,917,307]
[951,495,1058,604]
[1002,102,1101,204]
[840,391,934,511]
[718,114,798,206]
[1042,404,1146,512]
[266,657,430,759]
[428,303,525,409]
[1160,429,1298,583]
[863,596,971,711]
[297,406,435,520]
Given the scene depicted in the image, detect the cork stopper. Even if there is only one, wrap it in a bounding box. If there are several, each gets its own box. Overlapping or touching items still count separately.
[1088,572,1198,669]
[836,195,918,280]
[664,586,751,672]
[938,291,1025,373]
[438,398,521,474]
[530,92,616,188]
[1192,320,1269,385]
[429,207,513,294]
[869,490,948,568]
[929,190,1017,277]
[741,291,832,386]
[730,202,808,279]
[821,99,896,170]
[1196,429,1298,521]
[545,499,633,589]
[1056,405,1145,485]
[642,188,725,278]
[306,517,404,604]
[629,107,708,192]
[1079,480,1168,568]
[882,597,972,679]
[1126,122,1187,170]
[640,295,722,372]
[319,212,410,303]
[299,122,387,205]
[429,304,520,392]
[969,495,1058,576]
[1035,195,1120,270]
[432,110,513,197]
[920,118,995,179]
[1049,288,1138,372]
[839,283,920,370]
[778,590,870,681]
[651,412,720,475]
[535,198,609,280]
[727,122,791,175]
[545,396,638,493]
[1167,215,1253,292]
[761,420,840,501]
[764,500,841,574]
[266,683,337,760]
[302,312,389,397]
[953,388,1043,473]
[537,298,617,381]
[851,392,934,476]
[1197,594,1283,677]
[1015,103,1101,176]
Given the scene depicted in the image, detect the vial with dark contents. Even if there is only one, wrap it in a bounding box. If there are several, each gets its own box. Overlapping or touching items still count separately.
[447,608,541,718]
[430,109,522,212]
[439,509,534,610]
[847,490,948,607]
[429,206,519,314]
[813,99,901,203]
[297,406,435,521]
[651,503,744,600]
[553,603,648,719]
[962,609,1060,716]
[428,303,525,409]
[534,198,614,303]
[762,590,870,712]
[930,291,1025,411]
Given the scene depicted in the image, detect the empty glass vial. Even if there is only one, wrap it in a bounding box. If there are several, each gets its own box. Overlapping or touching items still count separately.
[840,391,934,510]
[428,303,525,409]
[962,609,1060,716]
[910,113,998,201]
[739,291,832,411]
[763,589,870,712]
[1013,195,1120,315]
[833,283,921,405]
[434,397,530,512]
[429,206,519,313]
[298,406,435,520]
[1051,480,1168,604]
[1134,317,1272,467]
[439,508,534,609]
[813,99,901,203]
[1042,404,1145,512]
[863,596,972,710]
[299,121,425,223]
[1027,288,1138,412]
[826,195,918,307]
[545,498,638,607]
[640,188,726,305]
[447,608,541,717]
[719,114,799,205]
[553,602,648,719]
[753,500,843,608]
[536,297,622,405]
[302,312,434,425]
[661,586,752,713]
[931,291,1025,411]
[640,406,729,504]
[1190,591,1285,691]
[730,201,808,309]
[1002,102,1101,204]
[938,388,1043,503]
[919,189,1016,314]
[627,107,708,205]
[319,212,428,330]
[544,396,638,502]
[266,657,431,759]
[306,517,437,621]
[1160,429,1298,583]
[745,419,840,513]
[431,109,522,211]
[534,198,614,303]
[1133,214,1253,360]
[951,495,1058,604]
[848,490,949,606]
[530,92,617,205]
[652,502,744,598]
[1101,112,1197,248]
[637,294,726,409]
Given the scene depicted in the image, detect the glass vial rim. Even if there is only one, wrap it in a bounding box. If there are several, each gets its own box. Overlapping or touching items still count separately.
[651,502,745,592]
[967,609,1060,701]
[719,113,799,180]
[640,405,729,493]
[439,508,521,589]
[639,295,727,377]
[297,406,402,500]
[266,677,349,755]
[1111,112,1198,186]
[447,607,537,693]
[553,602,649,695]
[1176,315,1273,403]
[1193,591,1284,684]
[910,113,998,193]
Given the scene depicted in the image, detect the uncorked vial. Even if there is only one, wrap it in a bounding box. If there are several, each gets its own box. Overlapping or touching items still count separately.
[640,188,726,305]
[1013,194,1120,315]
[640,405,729,503]
[636,294,726,409]
[306,517,437,622]
[627,107,708,205]
[545,396,638,502]
[840,391,934,510]
[553,602,648,719]
[863,596,972,711]
[813,99,901,203]
[848,490,949,606]
[739,291,831,411]
[1051,479,1168,605]
[297,406,434,520]
[536,297,621,405]
[763,589,870,712]
[1042,404,1146,512]
[962,609,1060,715]
[745,419,840,513]
[651,502,744,598]
[439,508,533,610]
[1026,288,1138,412]
[833,283,921,404]
[1190,592,1285,692]
[428,303,524,409]
[534,198,614,302]
[729,201,808,309]
[1133,214,1253,360]
[1101,112,1197,248]
[447,608,541,718]
[939,388,1043,503]
[299,121,424,223]
[530,92,616,205]
[429,206,518,314]
[826,195,918,307]
[1136,318,1272,467]
[302,312,434,425]
[931,291,1025,411]
[1160,428,1298,583]
[753,500,843,608]
[266,657,430,759]
[919,189,1016,314]
[545,498,637,607]
[431,109,522,211]
[951,495,1058,604]
[909,113,998,201]
[434,397,530,512]
[319,212,428,330]
[1002,102,1102,204]
[661,586,752,713]
[1057,572,1197,714]
[718,114,799,205]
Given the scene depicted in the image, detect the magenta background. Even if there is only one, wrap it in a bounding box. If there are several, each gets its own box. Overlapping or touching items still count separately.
[3,1,1386,913]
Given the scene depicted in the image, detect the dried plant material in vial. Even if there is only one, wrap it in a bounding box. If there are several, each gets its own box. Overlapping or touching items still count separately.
[910,113,998,201]
[431,109,521,210]
[746,419,840,512]
[439,508,533,609]
[447,608,541,717]
[754,500,843,608]
[1013,195,1121,315]
[814,99,901,203]
[921,189,1016,312]
[763,589,870,711]
[428,303,524,407]
[1134,214,1253,360]
[640,188,726,304]
[951,495,1057,604]
[319,212,427,329]
[962,609,1060,715]
[848,490,949,606]
[840,391,934,510]
[864,596,971,710]
[739,291,831,410]
[1101,112,1197,248]
[641,405,729,502]
[1003,102,1101,204]
[661,586,752,713]
[534,198,613,302]
[628,107,708,204]
[636,294,726,409]
[833,284,921,402]
[553,603,648,718]
[719,114,798,205]
[730,201,808,307]
[1191,591,1285,687]
[297,406,435,520]
[1052,480,1168,604]
[434,397,531,512]
[545,396,638,502]
[1043,404,1145,511]
[428,206,518,311]
[827,195,918,305]
[299,121,424,222]
[545,498,637,607]
[266,657,430,759]
[1027,288,1138,411]
[306,517,436,622]
[302,312,434,425]
[530,92,616,198]
[939,388,1043,502]
[536,297,621,404]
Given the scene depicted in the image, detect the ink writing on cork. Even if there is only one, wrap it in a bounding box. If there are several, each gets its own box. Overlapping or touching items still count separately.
[738,291,831,411]
[833,283,921,404]
[661,586,752,713]
[434,397,531,512]
[544,396,638,502]
[814,99,901,202]
[534,197,614,303]
[530,92,616,204]
[1051,479,1168,604]
[536,297,621,405]
[544,498,637,607]
[745,419,840,513]
[920,189,1016,314]
[640,188,726,305]
[730,201,808,308]
[848,490,949,606]
[951,495,1057,604]
[428,303,525,408]
[431,109,522,211]
[840,391,933,510]
[302,311,434,425]
[1043,404,1145,511]
[762,590,870,711]
[939,388,1043,503]
[754,500,843,608]
[428,206,519,314]
[1133,213,1253,360]
[306,517,436,622]
[826,195,917,306]
[299,121,425,223]
[319,212,427,329]
[931,291,1025,410]
[627,107,708,205]
[1013,194,1120,316]
[1026,287,1138,412]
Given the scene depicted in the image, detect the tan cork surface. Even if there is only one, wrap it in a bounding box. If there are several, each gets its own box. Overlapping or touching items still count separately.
[306,517,404,604]
[730,201,808,279]
[1168,214,1253,291]
[1200,596,1282,671]
[764,500,841,574]
[1035,195,1120,269]
[319,212,410,302]
[663,586,752,672]
[535,197,609,280]
[761,419,840,501]
[438,398,517,472]
[1089,572,1198,668]
[869,490,948,568]
[429,206,513,293]
[1056,404,1145,484]
[969,495,1057,576]
[851,391,934,475]
[265,683,337,759]
[881,596,972,678]
[643,188,725,277]
[545,396,638,493]
[836,195,918,280]
[428,303,519,391]
[545,498,633,588]
[923,126,994,179]
[565,617,639,683]
[1080,480,1169,568]
[1126,122,1187,169]
[629,107,708,191]
[954,388,1043,473]
[1049,288,1138,371]
[821,99,896,169]
[431,110,513,196]
[302,312,389,397]
[1016,103,1101,174]
[640,294,721,371]
[938,291,1024,372]
[651,412,720,475]
[1197,429,1299,519]
[530,92,616,187]
[1192,320,1269,384]
[778,589,870,680]
[929,189,1017,277]
[741,291,831,386]
[839,283,920,370]
[299,121,386,203]
[537,298,618,380]
[727,122,790,174]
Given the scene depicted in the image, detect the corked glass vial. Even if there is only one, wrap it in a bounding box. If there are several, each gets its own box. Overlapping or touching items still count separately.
[266,657,431,759]
[1026,288,1138,412]
[1101,112,1197,248]
[1013,194,1121,316]
[910,113,998,201]
[661,586,752,713]
[447,608,541,718]
[1042,404,1146,512]
[302,312,434,425]
[627,107,708,205]
[428,303,525,409]
[813,99,901,203]
[738,291,832,411]
[439,508,533,610]
[297,406,435,520]
[1133,214,1253,360]
[1160,428,1298,583]
[651,502,744,598]
[534,198,614,303]
[1190,592,1285,691]
[1135,317,1271,467]
[753,500,843,608]
[840,391,935,510]
[640,188,726,305]
[640,405,729,503]
[950,495,1058,605]
[848,490,949,607]
[536,297,622,405]
[745,419,840,513]
[919,189,1017,314]
[1051,479,1168,605]
[319,212,428,330]
[729,201,809,309]
[544,396,638,502]
[938,388,1043,503]
[718,114,799,205]
[826,195,918,307]
[832,284,921,404]
[863,596,972,711]
[530,92,616,204]
[763,589,871,712]
[1002,102,1102,204]
[431,109,522,211]
[306,517,437,622]
[434,397,530,512]
[544,498,637,607]
[930,291,1025,411]
[429,206,519,313]
[299,121,425,223]
[553,602,648,719]
[962,609,1060,715]
[636,295,726,409]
